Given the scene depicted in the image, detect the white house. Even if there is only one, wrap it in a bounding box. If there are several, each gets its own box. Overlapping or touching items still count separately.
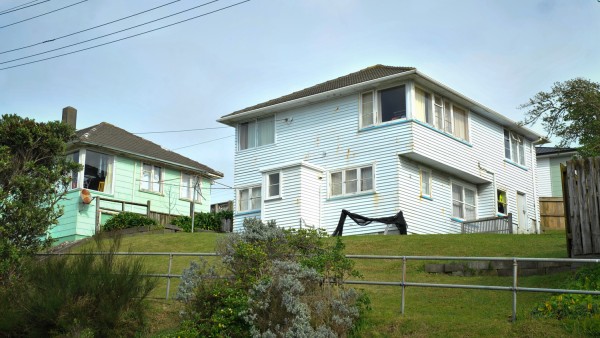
[218,65,547,235]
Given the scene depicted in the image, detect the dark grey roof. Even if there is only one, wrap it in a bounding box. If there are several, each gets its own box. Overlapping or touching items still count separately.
[535,146,578,156]
[222,64,415,118]
[74,122,223,177]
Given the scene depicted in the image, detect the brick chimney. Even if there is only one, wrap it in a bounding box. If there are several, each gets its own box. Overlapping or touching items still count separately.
[62,106,77,129]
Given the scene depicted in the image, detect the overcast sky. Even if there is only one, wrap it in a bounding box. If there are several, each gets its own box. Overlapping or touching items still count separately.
[1,0,599,203]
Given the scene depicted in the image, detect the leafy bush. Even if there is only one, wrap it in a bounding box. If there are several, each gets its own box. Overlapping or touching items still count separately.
[175,218,370,337]
[171,210,233,233]
[103,212,157,231]
[0,234,157,336]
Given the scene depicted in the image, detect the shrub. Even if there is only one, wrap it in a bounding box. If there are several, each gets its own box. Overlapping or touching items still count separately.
[171,210,233,233]
[102,212,157,231]
[176,218,370,337]
[0,234,158,336]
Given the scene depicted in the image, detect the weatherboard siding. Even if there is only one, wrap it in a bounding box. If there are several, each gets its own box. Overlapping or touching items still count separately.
[233,82,540,235]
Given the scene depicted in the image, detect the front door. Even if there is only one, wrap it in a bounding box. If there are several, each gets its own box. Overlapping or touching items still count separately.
[516,192,528,233]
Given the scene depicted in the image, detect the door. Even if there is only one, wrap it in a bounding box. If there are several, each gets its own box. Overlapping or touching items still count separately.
[516,192,528,233]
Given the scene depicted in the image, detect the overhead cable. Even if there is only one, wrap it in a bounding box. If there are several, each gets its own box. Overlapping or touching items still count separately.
[0,0,88,29]
[172,135,234,150]
[0,0,48,16]
[1,0,183,55]
[0,0,250,70]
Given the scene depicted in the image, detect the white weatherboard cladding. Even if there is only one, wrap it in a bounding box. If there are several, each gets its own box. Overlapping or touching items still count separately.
[299,165,322,229]
[233,83,541,235]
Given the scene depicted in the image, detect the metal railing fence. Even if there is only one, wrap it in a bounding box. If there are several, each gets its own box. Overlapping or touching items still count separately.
[39,252,600,322]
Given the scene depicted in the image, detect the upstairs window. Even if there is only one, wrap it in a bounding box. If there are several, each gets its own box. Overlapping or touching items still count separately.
[360,85,407,128]
[452,183,476,220]
[497,190,507,215]
[415,87,469,141]
[266,172,281,199]
[141,163,162,193]
[83,150,114,194]
[330,165,373,197]
[238,186,261,211]
[504,129,526,165]
[181,173,202,202]
[239,116,275,150]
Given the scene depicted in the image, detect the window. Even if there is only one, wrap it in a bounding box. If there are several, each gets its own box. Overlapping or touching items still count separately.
[415,88,469,141]
[420,168,432,198]
[238,116,275,150]
[67,151,80,189]
[238,186,261,211]
[360,85,406,127]
[266,172,281,198]
[82,150,114,193]
[504,129,526,165]
[452,183,476,220]
[497,190,507,214]
[330,166,374,197]
[141,163,162,193]
[181,173,202,202]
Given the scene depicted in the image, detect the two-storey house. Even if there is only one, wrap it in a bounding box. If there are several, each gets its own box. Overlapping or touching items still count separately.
[54,107,223,243]
[218,65,546,235]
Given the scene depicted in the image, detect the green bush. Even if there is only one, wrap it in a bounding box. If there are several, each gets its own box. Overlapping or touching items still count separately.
[0,234,157,336]
[176,218,370,337]
[171,210,233,233]
[102,212,157,231]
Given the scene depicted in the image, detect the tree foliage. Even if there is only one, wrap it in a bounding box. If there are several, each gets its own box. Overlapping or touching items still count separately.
[0,114,80,284]
[520,78,600,157]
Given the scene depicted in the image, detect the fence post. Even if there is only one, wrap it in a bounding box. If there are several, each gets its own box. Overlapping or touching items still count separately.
[401,256,406,315]
[166,253,173,300]
[512,258,518,322]
[95,197,101,233]
[146,200,151,218]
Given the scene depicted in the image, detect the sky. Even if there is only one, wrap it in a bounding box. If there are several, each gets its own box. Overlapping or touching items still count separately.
[1,0,599,203]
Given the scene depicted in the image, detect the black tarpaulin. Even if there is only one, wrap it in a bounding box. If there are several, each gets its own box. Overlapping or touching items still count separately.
[332,209,408,236]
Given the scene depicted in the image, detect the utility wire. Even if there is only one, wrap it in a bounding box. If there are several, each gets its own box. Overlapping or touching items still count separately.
[1,0,183,55]
[0,0,250,70]
[132,126,228,134]
[0,0,42,14]
[0,0,48,16]
[1,0,219,63]
[172,135,234,150]
[0,0,88,29]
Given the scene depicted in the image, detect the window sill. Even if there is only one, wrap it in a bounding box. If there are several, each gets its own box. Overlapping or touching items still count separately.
[235,209,261,216]
[237,143,276,153]
[139,189,163,196]
[327,191,375,201]
[503,159,528,171]
[358,118,410,132]
[420,195,433,201]
[264,196,282,202]
[450,217,465,223]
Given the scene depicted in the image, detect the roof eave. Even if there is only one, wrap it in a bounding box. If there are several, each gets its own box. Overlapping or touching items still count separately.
[69,141,224,179]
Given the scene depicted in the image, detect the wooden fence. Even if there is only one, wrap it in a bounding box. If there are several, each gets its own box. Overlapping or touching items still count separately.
[461,214,513,234]
[539,197,566,230]
[562,157,600,257]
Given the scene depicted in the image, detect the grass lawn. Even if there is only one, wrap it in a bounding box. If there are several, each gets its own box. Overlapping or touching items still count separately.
[76,230,586,337]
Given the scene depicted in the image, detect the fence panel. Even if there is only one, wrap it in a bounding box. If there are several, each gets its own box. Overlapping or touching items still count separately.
[461,214,512,234]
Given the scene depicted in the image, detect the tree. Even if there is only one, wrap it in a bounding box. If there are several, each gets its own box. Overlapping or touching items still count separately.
[520,78,600,157]
[0,114,80,284]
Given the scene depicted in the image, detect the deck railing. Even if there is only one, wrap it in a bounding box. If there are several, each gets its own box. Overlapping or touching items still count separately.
[461,213,512,234]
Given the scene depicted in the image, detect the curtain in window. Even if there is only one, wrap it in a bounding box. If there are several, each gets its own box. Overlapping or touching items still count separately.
[331,172,342,196]
[141,164,151,190]
[103,155,113,193]
[453,106,468,140]
[444,100,453,133]
[361,92,374,127]
[251,187,261,210]
[153,167,162,192]
[511,134,519,163]
[257,117,274,147]
[360,166,373,191]
[414,88,427,122]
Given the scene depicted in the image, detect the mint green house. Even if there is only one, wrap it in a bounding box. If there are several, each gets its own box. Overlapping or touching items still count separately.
[52,107,223,243]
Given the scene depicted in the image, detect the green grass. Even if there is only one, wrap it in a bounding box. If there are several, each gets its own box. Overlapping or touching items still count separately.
[76,230,584,337]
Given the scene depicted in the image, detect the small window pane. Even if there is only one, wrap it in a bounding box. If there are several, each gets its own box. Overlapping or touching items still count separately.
[257,116,275,147]
[247,121,256,149]
[464,188,475,205]
[239,123,249,150]
[331,172,342,196]
[141,164,151,190]
[511,133,519,163]
[414,88,427,122]
[453,201,464,219]
[453,106,468,140]
[268,173,280,197]
[380,85,406,122]
[345,169,358,193]
[518,139,525,165]
[360,166,373,191]
[239,189,249,211]
[498,190,507,214]
[181,174,191,199]
[361,92,374,127]
[421,170,431,196]
[153,167,162,192]
[504,130,511,159]
[465,205,476,220]
[444,100,452,133]
[434,96,444,129]
[251,187,261,210]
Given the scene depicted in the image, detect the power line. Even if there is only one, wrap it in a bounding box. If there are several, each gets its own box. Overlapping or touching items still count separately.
[0,0,88,29]
[1,0,184,55]
[0,0,48,16]
[172,135,234,150]
[1,0,220,63]
[132,126,228,135]
[0,0,251,70]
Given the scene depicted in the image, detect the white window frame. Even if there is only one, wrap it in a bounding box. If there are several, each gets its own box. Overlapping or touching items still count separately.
[329,165,374,197]
[237,185,261,212]
[504,129,526,166]
[180,173,202,203]
[140,163,163,194]
[359,84,408,128]
[451,182,477,221]
[238,115,275,151]
[265,171,282,200]
[68,149,115,194]
[419,167,432,198]
[415,87,470,141]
